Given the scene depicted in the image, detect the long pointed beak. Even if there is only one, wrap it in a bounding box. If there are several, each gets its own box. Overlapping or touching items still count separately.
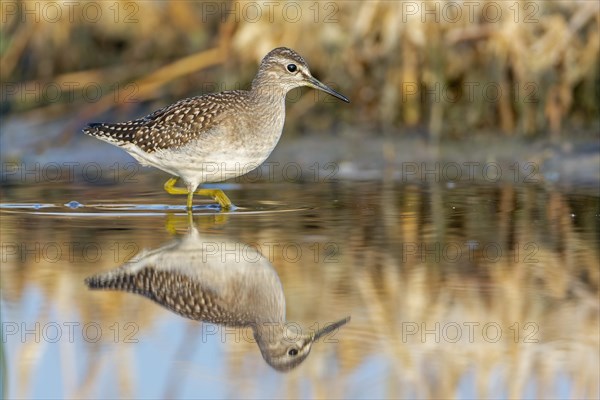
[307,76,350,103]
[313,316,351,341]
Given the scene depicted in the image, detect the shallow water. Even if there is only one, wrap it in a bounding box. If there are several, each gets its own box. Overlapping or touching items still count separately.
[1,178,598,399]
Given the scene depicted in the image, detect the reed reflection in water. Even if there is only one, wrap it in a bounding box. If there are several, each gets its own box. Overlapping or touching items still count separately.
[0,181,598,399]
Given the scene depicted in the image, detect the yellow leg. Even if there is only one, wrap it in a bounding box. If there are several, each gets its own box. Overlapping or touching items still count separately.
[194,188,233,210]
[164,178,194,209]
[163,177,233,210]
[164,212,195,233]
[187,192,194,210]
[163,178,187,195]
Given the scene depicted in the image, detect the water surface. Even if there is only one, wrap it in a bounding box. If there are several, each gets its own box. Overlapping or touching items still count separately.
[1,179,598,399]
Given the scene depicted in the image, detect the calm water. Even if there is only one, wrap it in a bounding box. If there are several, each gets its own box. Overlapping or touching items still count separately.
[1,178,598,399]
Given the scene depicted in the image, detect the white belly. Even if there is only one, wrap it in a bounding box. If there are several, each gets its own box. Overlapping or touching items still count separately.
[123,132,280,189]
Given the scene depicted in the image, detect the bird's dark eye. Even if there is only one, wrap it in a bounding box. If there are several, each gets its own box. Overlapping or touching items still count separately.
[288,348,298,356]
[287,64,297,73]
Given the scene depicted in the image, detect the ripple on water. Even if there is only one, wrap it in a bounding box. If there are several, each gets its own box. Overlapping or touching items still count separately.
[0,201,312,217]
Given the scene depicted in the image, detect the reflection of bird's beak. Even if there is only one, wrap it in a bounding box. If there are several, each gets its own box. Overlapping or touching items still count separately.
[307,76,350,103]
[313,316,351,341]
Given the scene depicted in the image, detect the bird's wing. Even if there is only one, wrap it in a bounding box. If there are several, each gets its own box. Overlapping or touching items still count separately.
[83,92,244,153]
[85,266,238,323]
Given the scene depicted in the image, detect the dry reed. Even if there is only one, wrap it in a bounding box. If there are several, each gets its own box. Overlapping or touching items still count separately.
[1,1,598,137]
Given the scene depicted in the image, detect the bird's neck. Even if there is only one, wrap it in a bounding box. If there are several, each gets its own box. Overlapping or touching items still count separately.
[252,321,286,345]
[250,76,289,105]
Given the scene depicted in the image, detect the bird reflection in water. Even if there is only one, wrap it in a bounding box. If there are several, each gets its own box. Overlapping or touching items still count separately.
[85,223,350,372]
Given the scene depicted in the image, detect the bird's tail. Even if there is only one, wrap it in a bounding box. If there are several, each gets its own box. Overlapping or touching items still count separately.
[85,268,146,294]
[83,120,145,145]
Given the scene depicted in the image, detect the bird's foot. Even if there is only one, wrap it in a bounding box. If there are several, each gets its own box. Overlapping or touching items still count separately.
[194,188,234,210]
[163,178,234,211]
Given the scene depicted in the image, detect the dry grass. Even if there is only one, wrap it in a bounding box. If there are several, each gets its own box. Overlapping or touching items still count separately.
[1,1,599,137]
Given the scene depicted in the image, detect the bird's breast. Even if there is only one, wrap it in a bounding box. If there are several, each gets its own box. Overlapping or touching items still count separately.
[172,103,285,183]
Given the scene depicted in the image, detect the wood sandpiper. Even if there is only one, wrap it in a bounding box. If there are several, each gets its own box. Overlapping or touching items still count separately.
[83,47,349,210]
[85,226,350,371]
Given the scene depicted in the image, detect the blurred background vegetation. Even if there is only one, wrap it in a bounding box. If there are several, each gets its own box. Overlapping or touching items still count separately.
[1,0,599,139]
[1,3,599,397]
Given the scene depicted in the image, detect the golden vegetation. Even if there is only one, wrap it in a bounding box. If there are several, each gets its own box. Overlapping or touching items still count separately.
[1,0,599,137]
